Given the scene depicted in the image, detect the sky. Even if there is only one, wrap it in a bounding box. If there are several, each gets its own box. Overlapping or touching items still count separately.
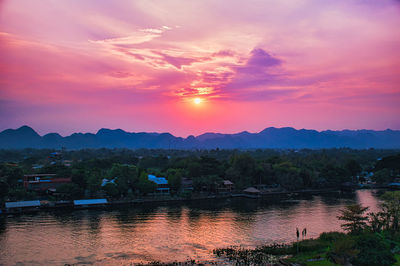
[0,0,399,137]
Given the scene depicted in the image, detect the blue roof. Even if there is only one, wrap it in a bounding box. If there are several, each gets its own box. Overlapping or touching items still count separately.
[388,183,400,186]
[148,174,168,185]
[5,200,41,208]
[73,199,108,206]
[101,178,116,187]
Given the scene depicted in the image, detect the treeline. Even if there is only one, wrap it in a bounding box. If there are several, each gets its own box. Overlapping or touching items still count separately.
[0,148,399,201]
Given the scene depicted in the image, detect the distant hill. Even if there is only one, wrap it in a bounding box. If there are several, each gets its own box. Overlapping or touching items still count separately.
[0,125,399,149]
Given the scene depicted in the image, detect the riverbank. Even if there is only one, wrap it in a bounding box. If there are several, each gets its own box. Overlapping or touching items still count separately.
[1,188,342,214]
[213,231,400,266]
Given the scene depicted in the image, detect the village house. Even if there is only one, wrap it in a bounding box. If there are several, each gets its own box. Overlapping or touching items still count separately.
[181,177,194,192]
[148,174,170,194]
[23,174,72,192]
[218,180,234,193]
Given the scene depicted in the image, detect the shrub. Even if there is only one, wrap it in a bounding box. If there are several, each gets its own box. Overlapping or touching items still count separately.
[351,233,396,266]
[319,231,346,242]
[327,237,358,265]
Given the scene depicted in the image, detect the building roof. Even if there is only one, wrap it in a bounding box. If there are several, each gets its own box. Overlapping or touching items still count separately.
[223,180,234,185]
[5,200,41,209]
[243,187,261,193]
[101,178,116,187]
[388,183,400,187]
[73,199,108,206]
[148,174,168,185]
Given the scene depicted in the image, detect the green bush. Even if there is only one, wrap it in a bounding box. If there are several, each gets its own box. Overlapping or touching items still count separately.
[319,231,346,242]
[298,239,329,253]
[351,233,396,266]
[327,237,358,265]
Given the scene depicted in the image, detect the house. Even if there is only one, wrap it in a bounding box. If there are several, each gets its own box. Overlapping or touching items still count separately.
[148,174,170,194]
[388,183,400,190]
[23,174,72,192]
[181,177,193,192]
[243,187,261,195]
[101,178,116,187]
[218,180,234,193]
[62,160,73,167]
[254,184,268,191]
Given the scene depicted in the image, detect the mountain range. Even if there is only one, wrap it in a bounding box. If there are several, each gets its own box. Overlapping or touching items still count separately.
[0,125,399,149]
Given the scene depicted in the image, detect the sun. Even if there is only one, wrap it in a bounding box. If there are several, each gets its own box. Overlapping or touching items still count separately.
[194,97,202,104]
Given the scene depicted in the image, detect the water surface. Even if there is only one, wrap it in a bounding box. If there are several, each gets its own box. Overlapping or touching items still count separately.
[0,190,381,265]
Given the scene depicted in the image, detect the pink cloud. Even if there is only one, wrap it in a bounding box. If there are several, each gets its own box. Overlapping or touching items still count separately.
[0,0,399,135]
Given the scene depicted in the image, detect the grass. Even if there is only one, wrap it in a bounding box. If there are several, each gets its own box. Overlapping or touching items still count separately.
[394,254,400,266]
[306,260,337,266]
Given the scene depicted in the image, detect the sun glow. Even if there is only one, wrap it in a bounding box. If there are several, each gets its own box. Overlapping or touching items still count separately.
[194,97,202,104]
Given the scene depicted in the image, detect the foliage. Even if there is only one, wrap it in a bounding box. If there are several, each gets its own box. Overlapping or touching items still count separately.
[103,183,119,198]
[351,233,396,266]
[0,164,23,188]
[0,181,9,200]
[345,159,362,180]
[57,183,83,199]
[337,204,369,234]
[166,168,184,192]
[318,231,346,242]
[109,163,138,196]
[375,154,400,171]
[373,168,393,184]
[379,191,400,231]
[327,237,358,265]
[0,148,398,200]
[137,171,157,195]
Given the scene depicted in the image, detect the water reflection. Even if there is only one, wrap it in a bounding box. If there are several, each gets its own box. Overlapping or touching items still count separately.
[0,190,380,265]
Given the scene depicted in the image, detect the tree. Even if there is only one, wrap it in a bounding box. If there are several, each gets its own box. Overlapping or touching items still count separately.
[225,153,256,188]
[345,159,362,181]
[86,171,102,196]
[273,162,303,191]
[320,164,350,187]
[351,234,395,266]
[0,164,23,188]
[166,168,183,192]
[380,191,400,231]
[328,237,359,266]
[109,164,138,196]
[57,183,83,199]
[372,169,392,184]
[0,181,9,200]
[103,183,119,198]
[71,168,88,189]
[137,172,157,195]
[337,204,369,234]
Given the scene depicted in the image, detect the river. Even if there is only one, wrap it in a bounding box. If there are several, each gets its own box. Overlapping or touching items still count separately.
[0,190,381,265]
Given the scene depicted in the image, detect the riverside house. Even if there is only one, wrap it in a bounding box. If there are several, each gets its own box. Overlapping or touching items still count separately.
[23,174,72,193]
[148,174,170,194]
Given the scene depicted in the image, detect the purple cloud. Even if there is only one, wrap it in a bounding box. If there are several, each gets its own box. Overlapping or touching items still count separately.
[247,49,281,68]
[154,52,198,69]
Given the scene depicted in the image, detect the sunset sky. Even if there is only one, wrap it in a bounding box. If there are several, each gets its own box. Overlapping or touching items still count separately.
[1,0,399,136]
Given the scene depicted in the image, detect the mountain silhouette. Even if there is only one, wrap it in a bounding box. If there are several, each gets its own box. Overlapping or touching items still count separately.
[0,125,399,149]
